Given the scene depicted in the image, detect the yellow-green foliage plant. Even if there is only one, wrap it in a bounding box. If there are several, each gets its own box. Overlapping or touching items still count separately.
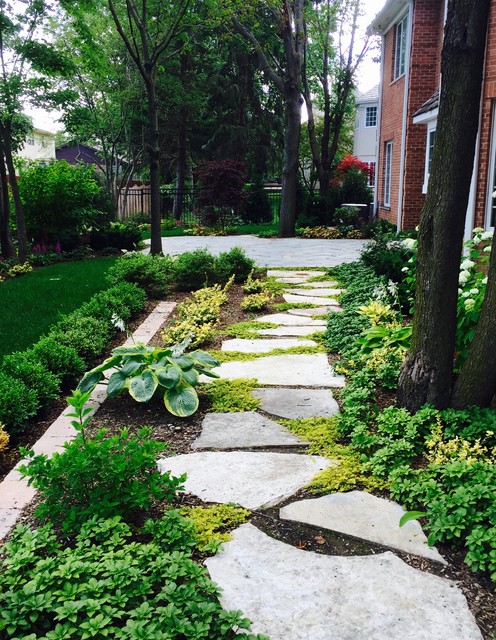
[281,417,386,494]
[202,378,260,412]
[242,270,266,294]
[0,422,9,456]
[241,291,273,312]
[8,262,33,277]
[181,504,251,552]
[162,278,232,347]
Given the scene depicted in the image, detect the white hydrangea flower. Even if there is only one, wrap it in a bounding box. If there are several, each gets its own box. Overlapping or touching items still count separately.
[473,227,484,234]
[459,270,471,284]
[484,245,492,252]
[482,276,488,285]
[402,238,416,249]
[460,259,475,270]
[401,266,409,272]
[464,298,475,311]
[481,230,493,241]
[461,291,471,298]
[469,288,479,296]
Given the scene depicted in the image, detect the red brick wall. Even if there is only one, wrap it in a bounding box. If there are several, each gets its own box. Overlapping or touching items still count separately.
[377,24,406,225]
[474,1,496,228]
[402,0,444,229]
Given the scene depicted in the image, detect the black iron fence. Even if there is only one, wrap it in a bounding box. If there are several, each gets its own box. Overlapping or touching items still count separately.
[120,186,282,225]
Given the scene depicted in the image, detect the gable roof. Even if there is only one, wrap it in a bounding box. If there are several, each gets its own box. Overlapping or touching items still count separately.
[356,85,380,104]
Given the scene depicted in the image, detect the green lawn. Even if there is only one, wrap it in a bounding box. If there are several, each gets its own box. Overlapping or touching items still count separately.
[141,222,278,241]
[0,257,117,360]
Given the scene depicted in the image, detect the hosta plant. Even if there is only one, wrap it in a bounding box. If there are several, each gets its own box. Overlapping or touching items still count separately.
[78,339,219,417]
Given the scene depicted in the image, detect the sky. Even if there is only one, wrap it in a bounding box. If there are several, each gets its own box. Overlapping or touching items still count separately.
[27,0,383,132]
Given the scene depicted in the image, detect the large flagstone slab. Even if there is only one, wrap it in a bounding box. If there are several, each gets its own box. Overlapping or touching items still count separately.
[280,492,446,564]
[267,270,326,279]
[157,452,332,509]
[287,307,334,317]
[284,287,343,297]
[297,280,339,288]
[206,524,482,640]
[252,388,339,419]
[221,338,317,353]
[202,354,345,387]
[258,326,325,337]
[275,277,316,284]
[283,293,342,306]
[257,313,326,326]
[192,412,307,449]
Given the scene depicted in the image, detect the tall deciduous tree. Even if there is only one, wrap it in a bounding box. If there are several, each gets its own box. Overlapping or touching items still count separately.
[232,1,305,237]
[104,0,193,254]
[397,0,491,411]
[303,0,370,211]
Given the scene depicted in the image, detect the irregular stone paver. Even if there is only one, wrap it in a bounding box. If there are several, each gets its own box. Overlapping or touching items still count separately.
[284,287,343,297]
[295,280,339,288]
[192,412,307,449]
[258,326,325,337]
[221,338,317,353]
[206,524,483,640]
[257,313,326,326]
[202,354,345,387]
[157,452,333,509]
[279,492,446,564]
[252,388,339,419]
[275,277,316,284]
[267,270,326,278]
[283,293,342,306]
[287,307,333,317]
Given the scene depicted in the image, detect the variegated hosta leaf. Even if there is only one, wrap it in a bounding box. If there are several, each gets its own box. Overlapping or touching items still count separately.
[164,383,199,417]
[107,371,128,398]
[156,364,182,389]
[128,370,158,402]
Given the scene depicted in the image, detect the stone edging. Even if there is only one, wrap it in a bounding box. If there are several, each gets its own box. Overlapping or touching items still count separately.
[0,301,176,541]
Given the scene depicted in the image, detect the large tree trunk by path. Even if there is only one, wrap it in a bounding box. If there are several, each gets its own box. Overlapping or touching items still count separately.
[146,78,163,256]
[397,0,491,412]
[452,227,496,406]
[279,88,302,237]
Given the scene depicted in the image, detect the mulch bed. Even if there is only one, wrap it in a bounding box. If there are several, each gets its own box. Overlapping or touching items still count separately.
[2,284,495,639]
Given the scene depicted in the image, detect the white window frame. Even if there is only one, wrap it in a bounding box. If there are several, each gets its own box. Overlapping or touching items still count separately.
[365,106,377,128]
[384,142,393,207]
[422,122,437,194]
[368,162,376,188]
[27,138,35,146]
[394,14,408,80]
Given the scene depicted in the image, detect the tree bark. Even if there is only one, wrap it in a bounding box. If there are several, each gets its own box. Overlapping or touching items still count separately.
[146,76,163,256]
[1,124,28,262]
[452,228,496,406]
[397,0,491,411]
[0,143,14,259]
[279,87,302,237]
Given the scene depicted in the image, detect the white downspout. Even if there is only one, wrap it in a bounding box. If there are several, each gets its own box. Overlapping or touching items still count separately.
[397,1,414,231]
[373,36,385,217]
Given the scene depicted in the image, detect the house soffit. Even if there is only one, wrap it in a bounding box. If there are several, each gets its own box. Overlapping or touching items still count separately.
[369,0,411,35]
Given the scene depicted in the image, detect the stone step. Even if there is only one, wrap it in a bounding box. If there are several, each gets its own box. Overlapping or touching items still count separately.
[279,492,446,564]
[192,412,307,450]
[157,452,333,510]
[287,307,333,317]
[283,287,343,298]
[267,270,326,279]
[206,524,482,640]
[252,388,339,419]
[283,293,343,307]
[201,354,345,387]
[221,338,318,353]
[257,313,326,326]
[258,326,325,337]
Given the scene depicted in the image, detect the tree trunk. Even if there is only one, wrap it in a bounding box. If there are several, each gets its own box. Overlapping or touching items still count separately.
[0,144,14,259]
[279,88,302,237]
[397,0,491,412]
[173,106,188,222]
[452,228,496,406]
[1,125,28,262]
[146,76,163,256]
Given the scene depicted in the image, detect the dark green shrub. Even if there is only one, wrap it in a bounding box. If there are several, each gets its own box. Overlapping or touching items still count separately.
[78,281,147,324]
[243,181,273,223]
[0,372,38,435]
[0,516,264,640]
[126,210,150,225]
[49,315,111,364]
[30,337,86,389]
[361,236,414,284]
[173,248,218,291]
[2,353,60,409]
[215,247,255,284]
[106,252,173,297]
[20,426,183,533]
[89,224,142,251]
[28,252,63,267]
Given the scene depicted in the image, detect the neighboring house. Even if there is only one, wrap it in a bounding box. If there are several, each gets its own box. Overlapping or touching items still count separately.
[370,0,496,234]
[18,128,56,165]
[353,84,379,188]
[56,143,105,171]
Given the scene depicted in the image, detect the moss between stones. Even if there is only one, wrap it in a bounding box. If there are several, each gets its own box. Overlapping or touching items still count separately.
[272,302,319,311]
[209,345,325,363]
[201,378,260,412]
[222,321,277,339]
[280,417,386,494]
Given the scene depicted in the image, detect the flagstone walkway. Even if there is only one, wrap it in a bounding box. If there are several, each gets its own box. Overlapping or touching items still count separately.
[158,269,483,640]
